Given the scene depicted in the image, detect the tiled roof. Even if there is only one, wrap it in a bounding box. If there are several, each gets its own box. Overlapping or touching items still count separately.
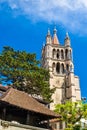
[0,88,59,118]
[0,85,9,91]
[52,34,59,44]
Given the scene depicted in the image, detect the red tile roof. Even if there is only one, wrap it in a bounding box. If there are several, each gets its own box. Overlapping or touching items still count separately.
[0,88,59,118]
[52,34,59,44]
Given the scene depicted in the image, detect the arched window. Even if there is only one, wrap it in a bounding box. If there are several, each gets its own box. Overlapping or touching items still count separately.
[61,50,64,59]
[61,63,64,74]
[56,62,60,74]
[66,64,69,71]
[56,49,60,59]
[65,49,68,59]
[70,64,74,72]
[52,49,56,58]
[70,50,72,59]
[52,62,55,72]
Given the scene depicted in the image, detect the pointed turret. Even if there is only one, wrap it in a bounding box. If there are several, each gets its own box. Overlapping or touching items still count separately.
[52,27,60,45]
[47,28,50,36]
[46,28,52,44]
[64,32,70,47]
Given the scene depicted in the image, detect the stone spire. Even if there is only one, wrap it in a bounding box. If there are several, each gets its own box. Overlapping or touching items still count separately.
[47,28,50,36]
[64,32,70,47]
[46,28,52,44]
[52,27,60,45]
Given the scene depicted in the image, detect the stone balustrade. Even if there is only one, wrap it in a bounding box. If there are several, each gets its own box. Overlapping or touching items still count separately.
[0,120,48,130]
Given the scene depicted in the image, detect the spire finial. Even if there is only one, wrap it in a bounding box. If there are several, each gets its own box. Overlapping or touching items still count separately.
[66,32,68,36]
[66,32,69,39]
[64,32,70,46]
[52,27,60,44]
[47,28,50,36]
[43,42,45,47]
[53,26,57,34]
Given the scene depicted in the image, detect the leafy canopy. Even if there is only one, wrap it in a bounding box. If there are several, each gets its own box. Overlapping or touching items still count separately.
[0,46,54,102]
[55,101,87,127]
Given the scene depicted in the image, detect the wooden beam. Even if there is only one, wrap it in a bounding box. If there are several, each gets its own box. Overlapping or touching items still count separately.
[26,111,30,125]
[3,107,6,120]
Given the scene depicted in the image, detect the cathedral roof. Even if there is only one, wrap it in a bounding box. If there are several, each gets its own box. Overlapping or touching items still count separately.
[52,27,60,45]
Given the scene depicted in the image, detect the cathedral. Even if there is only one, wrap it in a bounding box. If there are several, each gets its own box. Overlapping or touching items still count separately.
[41,27,81,110]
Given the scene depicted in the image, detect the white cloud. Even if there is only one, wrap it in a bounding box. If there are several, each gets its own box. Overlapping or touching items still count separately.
[0,0,87,34]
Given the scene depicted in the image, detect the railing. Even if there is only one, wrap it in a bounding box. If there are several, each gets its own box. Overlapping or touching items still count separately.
[0,120,49,130]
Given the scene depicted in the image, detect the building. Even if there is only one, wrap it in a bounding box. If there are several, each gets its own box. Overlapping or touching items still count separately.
[41,27,81,110]
[0,87,60,130]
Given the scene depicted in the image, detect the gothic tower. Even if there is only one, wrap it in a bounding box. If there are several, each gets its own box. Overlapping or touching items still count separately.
[41,28,81,110]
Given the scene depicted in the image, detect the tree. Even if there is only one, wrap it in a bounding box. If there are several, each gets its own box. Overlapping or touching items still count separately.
[54,101,87,128]
[0,46,55,102]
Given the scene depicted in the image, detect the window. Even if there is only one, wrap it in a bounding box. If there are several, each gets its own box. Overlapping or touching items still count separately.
[65,49,68,59]
[52,62,55,72]
[61,50,64,59]
[52,49,56,58]
[59,121,63,129]
[56,63,60,74]
[61,63,64,74]
[57,49,60,59]
[66,64,69,71]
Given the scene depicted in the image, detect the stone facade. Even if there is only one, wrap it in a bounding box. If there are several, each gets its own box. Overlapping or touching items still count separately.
[41,28,81,110]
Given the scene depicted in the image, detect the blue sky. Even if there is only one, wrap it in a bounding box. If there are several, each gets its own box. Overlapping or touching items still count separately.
[0,0,87,100]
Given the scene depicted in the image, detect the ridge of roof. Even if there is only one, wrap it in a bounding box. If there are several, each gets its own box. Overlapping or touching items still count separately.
[0,87,11,99]
[0,88,59,118]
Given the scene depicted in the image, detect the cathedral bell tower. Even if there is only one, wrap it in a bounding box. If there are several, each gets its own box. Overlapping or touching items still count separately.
[41,28,81,110]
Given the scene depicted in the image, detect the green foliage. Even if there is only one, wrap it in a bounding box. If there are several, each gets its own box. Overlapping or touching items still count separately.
[73,124,81,130]
[0,46,55,102]
[55,101,87,127]
[64,128,73,130]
